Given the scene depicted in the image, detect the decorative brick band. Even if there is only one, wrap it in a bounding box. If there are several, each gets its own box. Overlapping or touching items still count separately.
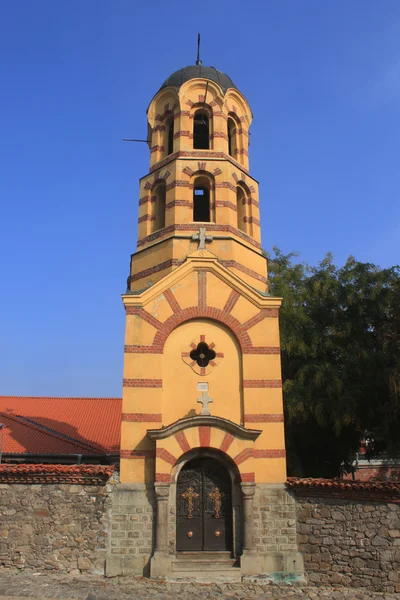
[124,345,163,354]
[152,306,252,352]
[220,260,267,284]
[223,290,240,314]
[254,449,286,458]
[175,431,191,453]
[156,448,177,466]
[120,450,155,459]
[243,347,280,354]
[243,380,282,388]
[123,379,163,388]
[241,472,255,482]
[198,272,206,307]
[244,414,284,423]
[220,433,234,453]
[155,473,171,483]
[233,448,253,465]
[164,288,181,313]
[215,200,237,212]
[130,259,184,283]
[242,309,277,331]
[149,151,250,175]
[199,426,211,447]
[122,413,163,422]
[136,223,262,250]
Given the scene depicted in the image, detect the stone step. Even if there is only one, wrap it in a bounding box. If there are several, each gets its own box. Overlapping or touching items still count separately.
[172,560,237,571]
[175,551,232,561]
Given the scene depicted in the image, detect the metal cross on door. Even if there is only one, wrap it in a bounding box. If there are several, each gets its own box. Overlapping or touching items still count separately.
[176,457,232,552]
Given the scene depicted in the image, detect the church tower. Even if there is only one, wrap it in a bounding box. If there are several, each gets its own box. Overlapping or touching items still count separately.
[110,58,303,580]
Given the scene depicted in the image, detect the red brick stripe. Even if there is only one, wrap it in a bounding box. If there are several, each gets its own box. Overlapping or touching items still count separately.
[136,223,261,250]
[220,260,267,284]
[233,448,254,465]
[120,450,155,459]
[254,449,286,458]
[220,433,234,453]
[124,345,163,354]
[175,431,191,453]
[244,414,284,423]
[199,426,211,447]
[241,473,255,482]
[223,290,240,314]
[156,448,177,465]
[152,306,252,351]
[122,413,162,422]
[125,307,163,331]
[130,259,184,282]
[242,310,268,331]
[155,473,170,482]
[243,347,280,354]
[243,380,282,388]
[198,272,206,307]
[164,288,181,313]
[123,379,162,388]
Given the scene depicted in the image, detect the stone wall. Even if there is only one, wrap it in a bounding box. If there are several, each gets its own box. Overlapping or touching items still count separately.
[251,483,304,575]
[106,483,155,577]
[0,480,112,574]
[295,497,400,593]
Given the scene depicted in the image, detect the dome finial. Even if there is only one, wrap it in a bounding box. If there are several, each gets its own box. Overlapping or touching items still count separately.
[196,33,202,66]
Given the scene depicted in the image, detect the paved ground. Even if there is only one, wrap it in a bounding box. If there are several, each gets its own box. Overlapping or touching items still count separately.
[0,571,398,600]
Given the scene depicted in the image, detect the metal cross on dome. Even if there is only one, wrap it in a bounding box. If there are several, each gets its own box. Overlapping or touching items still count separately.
[192,227,213,251]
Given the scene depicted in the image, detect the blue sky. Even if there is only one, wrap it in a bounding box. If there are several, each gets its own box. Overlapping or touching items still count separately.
[1,1,399,397]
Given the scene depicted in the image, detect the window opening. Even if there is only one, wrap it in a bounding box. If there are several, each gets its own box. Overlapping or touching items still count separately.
[237,186,246,233]
[194,110,209,149]
[190,342,216,368]
[193,186,210,222]
[153,183,166,231]
[228,117,236,157]
[167,118,174,155]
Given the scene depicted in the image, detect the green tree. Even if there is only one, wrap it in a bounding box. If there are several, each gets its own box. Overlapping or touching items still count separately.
[267,248,400,478]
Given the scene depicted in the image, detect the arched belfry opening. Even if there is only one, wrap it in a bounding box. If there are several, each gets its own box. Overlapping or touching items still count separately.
[165,115,174,156]
[152,181,166,231]
[193,109,210,149]
[236,182,252,236]
[193,176,212,222]
[176,455,233,552]
[227,115,237,159]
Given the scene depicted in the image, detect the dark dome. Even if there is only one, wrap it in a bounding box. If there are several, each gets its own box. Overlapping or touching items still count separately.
[159,65,237,94]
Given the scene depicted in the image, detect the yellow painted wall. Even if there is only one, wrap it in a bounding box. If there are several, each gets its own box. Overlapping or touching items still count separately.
[162,318,242,425]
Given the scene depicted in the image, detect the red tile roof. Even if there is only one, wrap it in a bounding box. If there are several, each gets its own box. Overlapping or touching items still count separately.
[0,463,114,484]
[287,477,400,502]
[0,396,121,456]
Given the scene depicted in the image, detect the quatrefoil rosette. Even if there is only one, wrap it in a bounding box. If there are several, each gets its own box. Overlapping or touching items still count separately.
[181,335,224,376]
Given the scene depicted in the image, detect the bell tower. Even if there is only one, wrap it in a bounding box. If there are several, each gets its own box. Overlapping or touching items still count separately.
[111,58,303,582]
[128,64,266,293]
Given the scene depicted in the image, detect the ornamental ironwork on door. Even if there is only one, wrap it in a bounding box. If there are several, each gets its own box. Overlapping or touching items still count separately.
[176,457,232,552]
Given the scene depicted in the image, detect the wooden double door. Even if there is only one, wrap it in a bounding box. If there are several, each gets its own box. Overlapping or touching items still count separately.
[176,457,232,552]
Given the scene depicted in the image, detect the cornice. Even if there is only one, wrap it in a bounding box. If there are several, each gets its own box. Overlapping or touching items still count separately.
[122,254,282,309]
[147,415,262,441]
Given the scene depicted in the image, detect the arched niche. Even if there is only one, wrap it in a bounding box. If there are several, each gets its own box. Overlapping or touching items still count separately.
[161,318,243,426]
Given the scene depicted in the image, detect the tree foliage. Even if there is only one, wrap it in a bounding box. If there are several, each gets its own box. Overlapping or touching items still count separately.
[267,248,400,478]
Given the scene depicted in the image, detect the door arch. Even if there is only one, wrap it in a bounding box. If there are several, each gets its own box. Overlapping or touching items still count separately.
[176,456,233,552]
